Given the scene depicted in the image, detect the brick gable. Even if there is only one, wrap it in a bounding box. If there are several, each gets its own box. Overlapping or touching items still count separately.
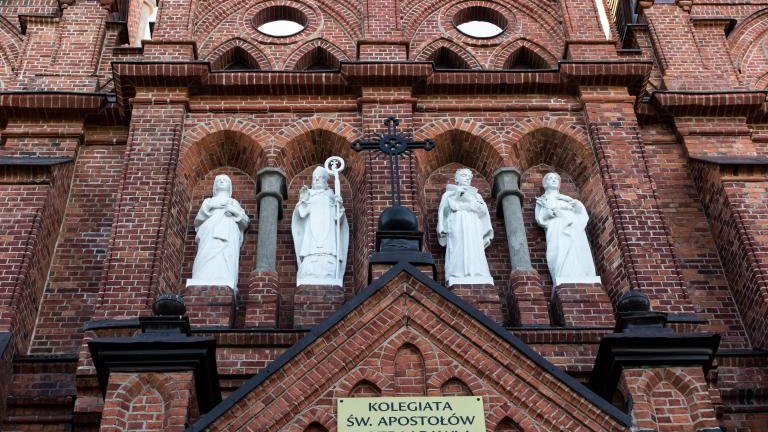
[191,264,630,431]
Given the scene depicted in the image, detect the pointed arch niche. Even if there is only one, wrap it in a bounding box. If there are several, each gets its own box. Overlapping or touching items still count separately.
[414,122,509,320]
[271,119,366,327]
[162,128,267,311]
[512,126,621,302]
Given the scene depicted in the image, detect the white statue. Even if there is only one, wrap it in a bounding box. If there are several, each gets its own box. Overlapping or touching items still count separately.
[292,162,349,286]
[187,174,250,291]
[437,168,494,286]
[535,172,600,287]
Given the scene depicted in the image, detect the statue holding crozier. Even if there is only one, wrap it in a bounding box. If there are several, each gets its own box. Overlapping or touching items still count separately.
[291,156,349,286]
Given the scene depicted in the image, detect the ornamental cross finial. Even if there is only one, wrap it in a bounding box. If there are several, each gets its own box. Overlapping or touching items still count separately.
[352,116,435,206]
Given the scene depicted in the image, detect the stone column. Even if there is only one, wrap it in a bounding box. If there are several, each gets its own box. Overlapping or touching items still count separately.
[254,168,287,272]
[245,168,286,327]
[492,168,549,325]
[493,168,531,269]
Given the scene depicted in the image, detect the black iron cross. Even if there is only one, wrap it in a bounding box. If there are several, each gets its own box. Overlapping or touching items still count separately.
[352,116,435,205]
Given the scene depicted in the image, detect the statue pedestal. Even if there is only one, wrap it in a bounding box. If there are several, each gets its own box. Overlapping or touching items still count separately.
[244,271,279,327]
[449,284,503,324]
[293,284,345,328]
[505,270,550,326]
[552,283,614,327]
[180,285,235,328]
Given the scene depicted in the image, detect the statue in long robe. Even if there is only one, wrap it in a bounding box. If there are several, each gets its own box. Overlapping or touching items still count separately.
[437,168,494,286]
[187,174,249,291]
[292,166,349,286]
[534,172,600,287]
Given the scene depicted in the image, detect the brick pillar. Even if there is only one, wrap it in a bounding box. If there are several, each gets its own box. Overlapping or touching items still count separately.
[581,86,692,314]
[690,159,768,348]
[641,4,741,91]
[359,0,407,60]
[360,88,417,271]
[100,371,195,432]
[493,168,548,325]
[559,0,616,58]
[97,96,186,320]
[143,0,196,59]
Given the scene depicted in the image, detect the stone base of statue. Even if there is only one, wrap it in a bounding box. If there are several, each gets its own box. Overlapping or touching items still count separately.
[181,285,236,328]
[293,284,344,328]
[552,282,614,327]
[244,271,279,327]
[504,269,549,326]
[449,284,503,324]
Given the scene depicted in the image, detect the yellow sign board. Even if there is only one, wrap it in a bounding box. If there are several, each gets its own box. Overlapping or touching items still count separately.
[337,396,485,432]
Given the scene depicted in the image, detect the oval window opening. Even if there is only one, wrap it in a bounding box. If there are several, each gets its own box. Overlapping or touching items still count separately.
[453,6,507,39]
[254,6,308,37]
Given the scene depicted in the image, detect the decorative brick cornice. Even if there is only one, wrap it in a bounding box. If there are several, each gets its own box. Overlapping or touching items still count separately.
[650,90,767,117]
[340,61,433,86]
[421,70,571,94]
[559,60,653,93]
[0,91,106,118]
[197,71,348,95]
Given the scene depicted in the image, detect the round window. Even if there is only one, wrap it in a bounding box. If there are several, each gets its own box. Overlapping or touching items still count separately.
[453,6,507,39]
[254,6,307,37]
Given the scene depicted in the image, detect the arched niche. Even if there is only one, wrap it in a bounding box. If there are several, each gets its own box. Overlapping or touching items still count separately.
[162,128,266,304]
[280,167,353,326]
[512,126,623,303]
[422,163,506,301]
[181,167,258,297]
[272,119,366,325]
[521,166,584,298]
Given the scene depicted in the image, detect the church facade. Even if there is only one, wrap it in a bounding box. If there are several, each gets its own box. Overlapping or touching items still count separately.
[0,0,766,430]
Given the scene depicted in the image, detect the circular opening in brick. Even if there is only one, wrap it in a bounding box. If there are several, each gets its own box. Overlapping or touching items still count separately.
[453,6,507,39]
[254,6,307,37]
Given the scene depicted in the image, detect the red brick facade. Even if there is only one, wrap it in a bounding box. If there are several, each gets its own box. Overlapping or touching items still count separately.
[0,0,764,429]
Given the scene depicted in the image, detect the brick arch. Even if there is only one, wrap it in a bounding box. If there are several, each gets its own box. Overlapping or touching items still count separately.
[375,327,442,381]
[334,366,395,397]
[413,38,481,69]
[728,9,768,88]
[195,0,361,46]
[104,374,187,432]
[271,116,362,180]
[205,38,273,70]
[282,38,350,70]
[507,119,592,188]
[0,16,21,72]
[632,368,718,432]
[511,121,625,304]
[486,402,547,432]
[284,406,336,432]
[490,38,558,69]
[401,0,562,43]
[413,117,508,183]
[426,365,486,396]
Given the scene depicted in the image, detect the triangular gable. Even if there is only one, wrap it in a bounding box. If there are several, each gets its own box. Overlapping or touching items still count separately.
[189,263,631,431]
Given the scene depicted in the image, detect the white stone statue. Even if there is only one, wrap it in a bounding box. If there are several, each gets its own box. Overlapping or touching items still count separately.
[535,172,601,287]
[437,168,494,286]
[187,174,250,291]
[292,164,349,286]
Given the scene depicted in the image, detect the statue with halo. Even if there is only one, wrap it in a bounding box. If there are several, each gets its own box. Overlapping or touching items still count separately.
[186,174,250,291]
[292,156,350,286]
[535,172,600,287]
[437,168,494,286]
